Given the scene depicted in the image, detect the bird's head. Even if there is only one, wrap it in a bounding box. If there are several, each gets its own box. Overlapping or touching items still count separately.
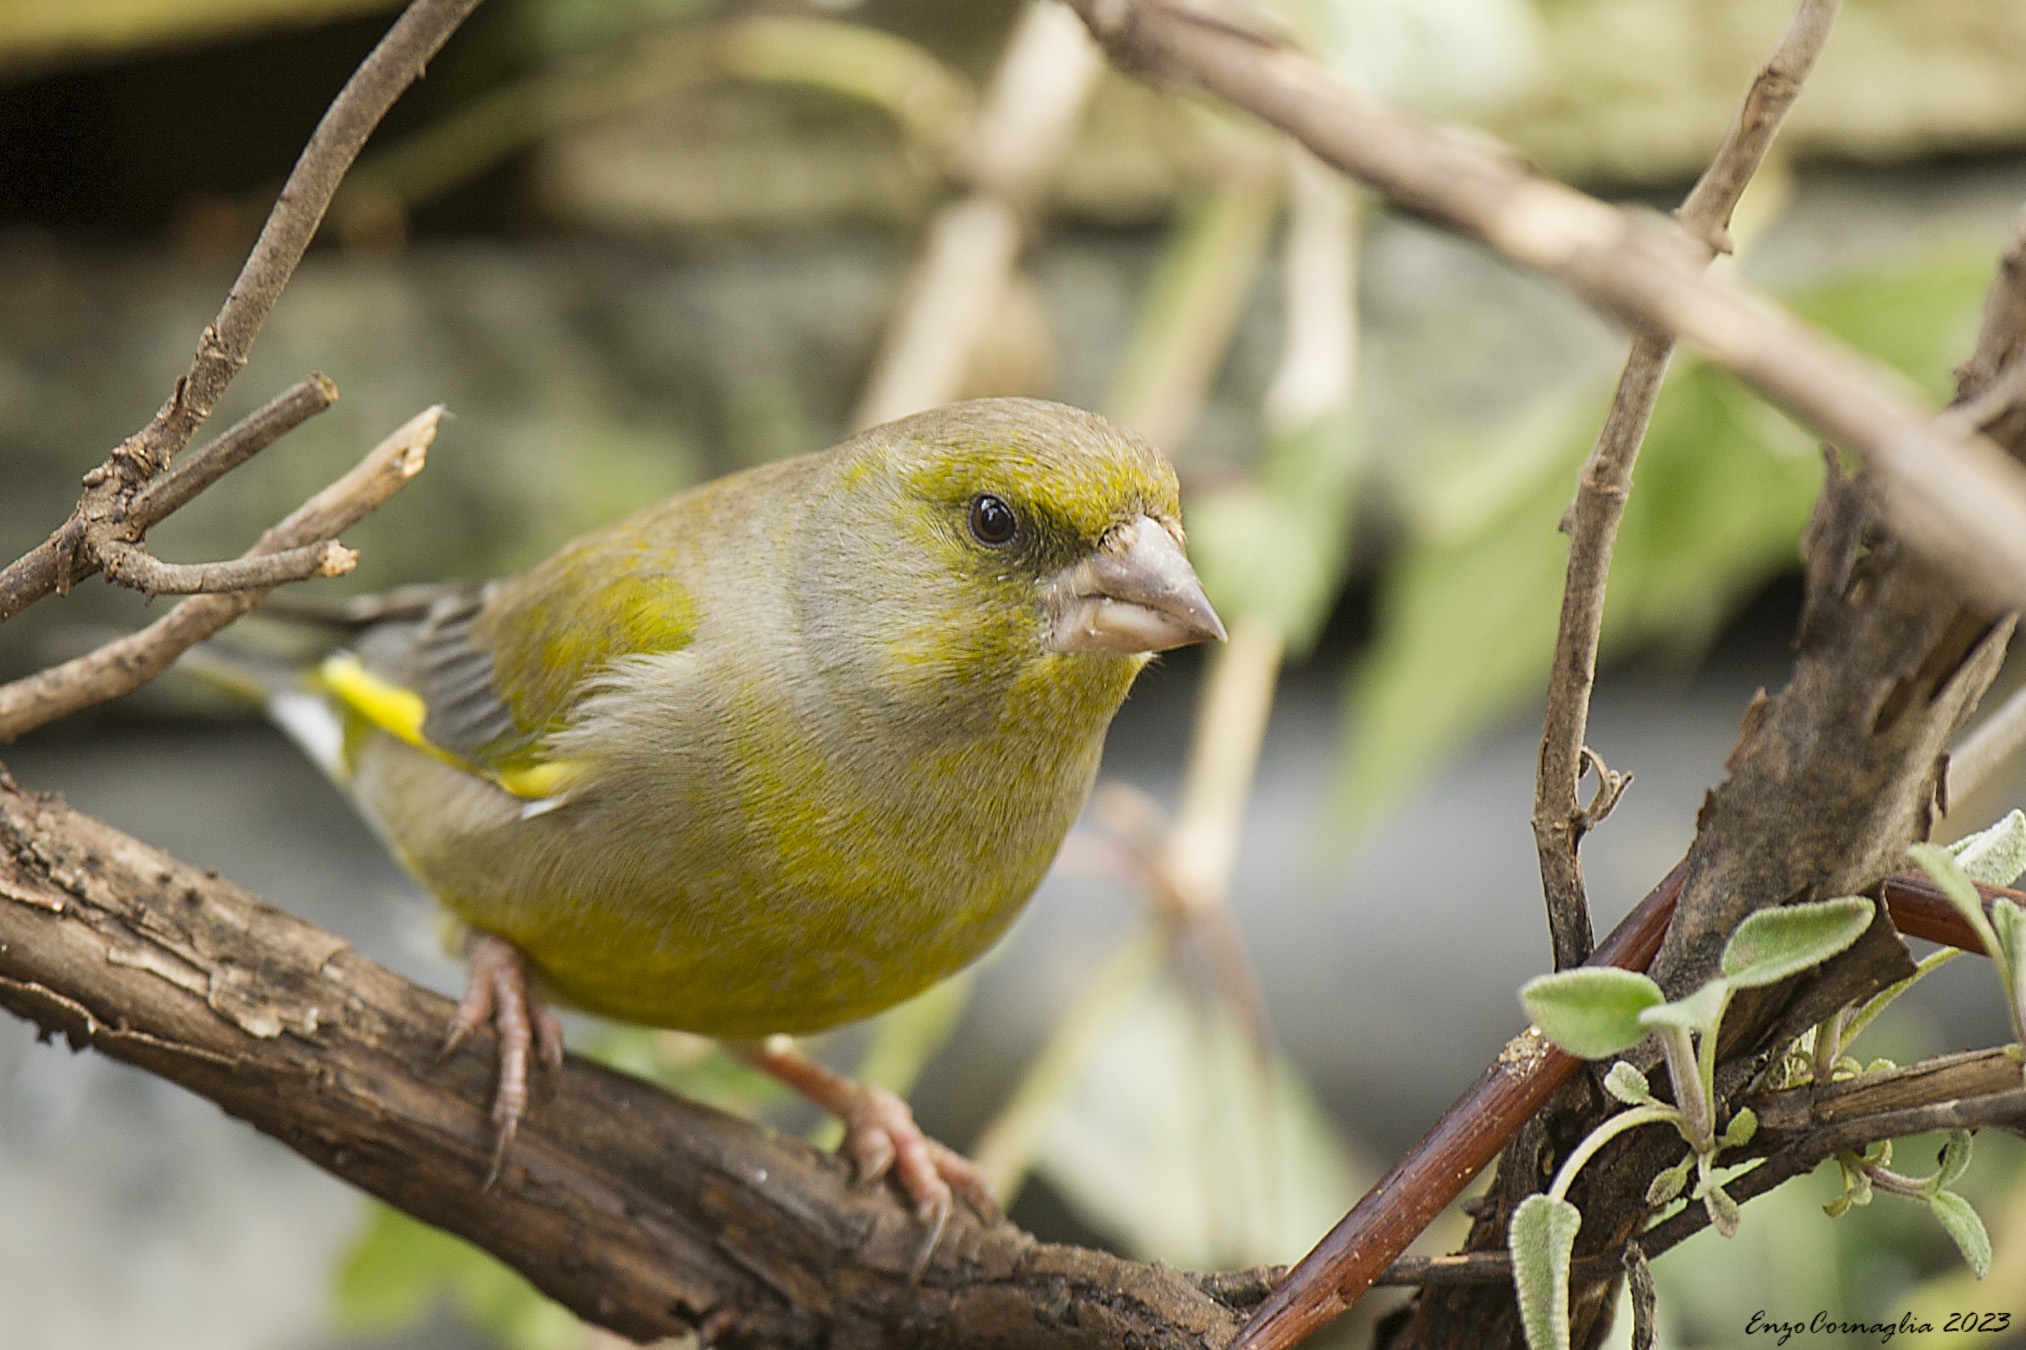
[805,398,1224,730]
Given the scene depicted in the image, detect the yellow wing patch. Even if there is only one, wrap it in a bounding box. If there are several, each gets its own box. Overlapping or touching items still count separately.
[316,653,585,801]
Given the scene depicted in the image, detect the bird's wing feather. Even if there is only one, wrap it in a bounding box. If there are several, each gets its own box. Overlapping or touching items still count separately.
[323,508,703,793]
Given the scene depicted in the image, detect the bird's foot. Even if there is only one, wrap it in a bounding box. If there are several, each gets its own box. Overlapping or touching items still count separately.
[440,932,564,1184]
[736,1035,997,1270]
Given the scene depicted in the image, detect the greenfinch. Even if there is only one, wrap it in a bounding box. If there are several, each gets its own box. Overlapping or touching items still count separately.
[281,397,1224,1227]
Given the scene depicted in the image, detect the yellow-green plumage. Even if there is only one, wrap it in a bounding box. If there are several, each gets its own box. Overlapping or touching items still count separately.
[330,399,1204,1037]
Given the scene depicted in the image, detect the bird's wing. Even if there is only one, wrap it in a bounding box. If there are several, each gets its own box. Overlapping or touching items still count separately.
[320,512,700,798]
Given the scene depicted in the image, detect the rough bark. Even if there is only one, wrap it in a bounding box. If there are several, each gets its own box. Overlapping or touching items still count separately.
[0,771,1245,1349]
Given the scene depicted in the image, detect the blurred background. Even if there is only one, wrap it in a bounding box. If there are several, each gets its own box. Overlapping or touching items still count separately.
[5,0,2026,1346]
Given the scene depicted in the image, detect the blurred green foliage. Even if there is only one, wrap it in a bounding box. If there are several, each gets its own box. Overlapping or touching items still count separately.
[1189,407,1362,655]
[1339,241,2000,822]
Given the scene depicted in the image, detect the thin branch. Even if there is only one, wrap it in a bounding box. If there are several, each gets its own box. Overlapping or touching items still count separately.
[131,0,477,479]
[1534,0,1838,972]
[0,409,436,742]
[127,375,339,527]
[0,777,1242,1348]
[0,0,480,628]
[1062,0,2026,618]
[1224,862,1688,1350]
[99,539,358,597]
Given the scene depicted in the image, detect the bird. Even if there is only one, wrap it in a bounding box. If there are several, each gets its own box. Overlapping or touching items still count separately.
[270,396,1226,1236]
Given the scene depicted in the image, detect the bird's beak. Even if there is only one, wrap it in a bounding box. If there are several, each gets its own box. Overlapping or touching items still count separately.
[1045,515,1228,654]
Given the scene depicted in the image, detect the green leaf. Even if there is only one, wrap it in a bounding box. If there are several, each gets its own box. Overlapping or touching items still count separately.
[1720,1107,1757,1151]
[1911,843,2005,964]
[1189,410,1361,655]
[1603,1061,1656,1106]
[1338,241,1995,827]
[1521,969,1665,1059]
[1646,1155,1693,1207]
[1721,897,1875,990]
[1510,1194,1582,1350]
[1949,810,2026,887]
[1930,1190,1992,1279]
[1637,979,1729,1035]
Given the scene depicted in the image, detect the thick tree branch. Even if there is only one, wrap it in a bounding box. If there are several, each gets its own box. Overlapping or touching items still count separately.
[0,774,1244,1349]
[1532,0,1840,971]
[0,0,480,627]
[1061,0,2026,619]
[0,409,436,742]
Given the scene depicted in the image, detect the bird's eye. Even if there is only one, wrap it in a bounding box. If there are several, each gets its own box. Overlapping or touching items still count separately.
[968,494,1018,546]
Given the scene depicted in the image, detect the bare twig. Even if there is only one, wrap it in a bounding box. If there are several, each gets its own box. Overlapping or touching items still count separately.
[0,0,480,627]
[0,409,436,742]
[851,0,1102,428]
[127,375,339,527]
[0,779,1242,1348]
[1062,0,2026,618]
[1532,0,1839,971]
[99,540,357,597]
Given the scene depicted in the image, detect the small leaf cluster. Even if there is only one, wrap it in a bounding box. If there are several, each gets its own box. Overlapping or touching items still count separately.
[1801,809,2026,1279]
[1510,896,1875,1350]
[1822,1132,1987,1279]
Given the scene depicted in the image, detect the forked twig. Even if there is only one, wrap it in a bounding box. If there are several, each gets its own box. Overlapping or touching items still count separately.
[0,0,481,627]
[0,409,437,742]
[1533,0,1839,971]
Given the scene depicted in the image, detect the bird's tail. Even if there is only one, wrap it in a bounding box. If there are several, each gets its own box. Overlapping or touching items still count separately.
[174,641,350,781]
[180,581,461,784]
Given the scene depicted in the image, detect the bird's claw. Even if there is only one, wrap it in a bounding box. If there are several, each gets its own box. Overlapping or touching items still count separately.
[841,1083,999,1275]
[440,933,563,1186]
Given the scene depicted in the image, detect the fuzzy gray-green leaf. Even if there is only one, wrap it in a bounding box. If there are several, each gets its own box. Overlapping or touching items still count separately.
[1603,1061,1656,1107]
[1646,1154,1693,1208]
[1521,969,1664,1059]
[1510,1194,1581,1350]
[1930,1190,1992,1279]
[1721,897,1875,990]
[1949,810,2026,888]
[1637,979,1729,1036]
[1704,1181,1741,1238]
